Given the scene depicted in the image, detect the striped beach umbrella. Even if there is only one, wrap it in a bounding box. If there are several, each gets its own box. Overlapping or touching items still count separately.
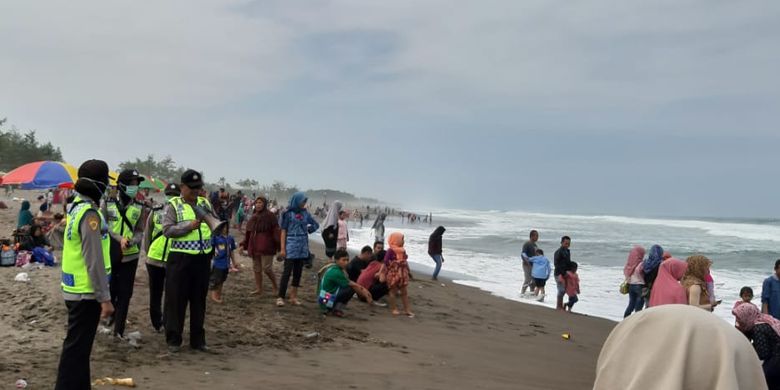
[1,161,78,189]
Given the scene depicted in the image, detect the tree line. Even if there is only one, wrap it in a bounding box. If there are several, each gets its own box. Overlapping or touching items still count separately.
[0,118,63,172]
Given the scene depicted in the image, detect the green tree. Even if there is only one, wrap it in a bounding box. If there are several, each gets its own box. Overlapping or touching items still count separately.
[0,117,64,171]
[117,154,186,182]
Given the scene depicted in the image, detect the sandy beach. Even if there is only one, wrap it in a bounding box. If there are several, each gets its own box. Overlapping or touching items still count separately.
[0,194,616,389]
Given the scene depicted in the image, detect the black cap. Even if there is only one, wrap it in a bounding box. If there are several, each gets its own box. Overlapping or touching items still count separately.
[77,159,110,184]
[117,169,145,185]
[180,169,204,189]
[164,183,181,196]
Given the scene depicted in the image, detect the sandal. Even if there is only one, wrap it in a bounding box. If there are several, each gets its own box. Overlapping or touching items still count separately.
[289,299,302,306]
[276,298,285,307]
[405,312,415,318]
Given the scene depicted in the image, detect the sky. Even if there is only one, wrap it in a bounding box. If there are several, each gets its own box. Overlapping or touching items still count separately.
[1,1,779,218]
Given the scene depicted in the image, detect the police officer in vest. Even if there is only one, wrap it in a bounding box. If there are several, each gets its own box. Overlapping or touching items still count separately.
[55,160,114,390]
[141,182,180,332]
[105,169,148,338]
[162,170,215,352]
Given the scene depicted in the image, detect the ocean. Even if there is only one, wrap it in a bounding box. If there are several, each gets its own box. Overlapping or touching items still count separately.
[344,209,780,323]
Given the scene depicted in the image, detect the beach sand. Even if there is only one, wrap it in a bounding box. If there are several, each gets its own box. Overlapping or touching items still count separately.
[0,194,616,389]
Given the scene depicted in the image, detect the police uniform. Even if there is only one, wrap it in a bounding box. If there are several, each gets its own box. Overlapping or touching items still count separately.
[141,183,180,331]
[105,169,148,337]
[55,160,112,390]
[162,170,214,351]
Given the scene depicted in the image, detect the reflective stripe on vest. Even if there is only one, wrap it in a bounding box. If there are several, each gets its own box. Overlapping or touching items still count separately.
[61,196,112,294]
[106,201,142,256]
[168,196,213,254]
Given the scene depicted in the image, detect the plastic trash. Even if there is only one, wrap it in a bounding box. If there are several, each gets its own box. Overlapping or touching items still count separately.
[15,379,28,388]
[304,332,320,339]
[92,377,135,387]
[562,333,571,341]
[14,273,29,282]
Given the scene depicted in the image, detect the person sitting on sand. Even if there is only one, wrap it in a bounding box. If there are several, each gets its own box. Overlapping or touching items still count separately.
[319,249,372,317]
[347,245,373,282]
[209,228,237,303]
[682,255,720,312]
[594,305,767,390]
[528,249,551,302]
[564,262,580,312]
[384,232,414,317]
[357,251,389,306]
[647,258,688,307]
[733,303,780,387]
[17,200,34,229]
[372,241,386,265]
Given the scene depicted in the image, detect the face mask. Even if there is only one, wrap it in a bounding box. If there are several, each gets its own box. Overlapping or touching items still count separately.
[124,185,139,198]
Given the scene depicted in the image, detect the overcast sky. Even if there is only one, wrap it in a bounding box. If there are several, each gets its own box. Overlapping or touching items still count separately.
[2,1,779,217]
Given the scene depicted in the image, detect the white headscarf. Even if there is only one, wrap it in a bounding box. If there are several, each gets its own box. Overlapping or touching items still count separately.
[594,305,767,390]
[322,201,343,231]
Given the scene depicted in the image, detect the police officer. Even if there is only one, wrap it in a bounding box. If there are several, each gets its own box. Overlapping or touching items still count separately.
[55,160,114,390]
[162,170,215,352]
[141,182,180,332]
[105,169,148,338]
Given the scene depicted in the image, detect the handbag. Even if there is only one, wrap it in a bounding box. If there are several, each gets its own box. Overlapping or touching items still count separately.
[319,288,339,309]
[620,280,629,295]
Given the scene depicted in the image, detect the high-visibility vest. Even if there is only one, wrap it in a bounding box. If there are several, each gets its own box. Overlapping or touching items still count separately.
[61,196,111,294]
[106,201,143,256]
[168,196,213,255]
[146,207,171,263]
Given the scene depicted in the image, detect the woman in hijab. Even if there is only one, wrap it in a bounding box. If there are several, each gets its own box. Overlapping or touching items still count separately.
[641,244,664,304]
[277,192,319,307]
[372,213,387,244]
[594,305,767,390]
[241,196,280,296]
[733,303,780,387]
[321,201,343,260]
[384,232,413,317]
[428,226,446,281]
[622,246,646,317]
[682,255,719,311]
[648,258,688,307]
[17,200,34,228]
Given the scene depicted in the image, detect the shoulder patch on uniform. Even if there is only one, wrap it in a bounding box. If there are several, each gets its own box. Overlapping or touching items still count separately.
[87,215,100,231]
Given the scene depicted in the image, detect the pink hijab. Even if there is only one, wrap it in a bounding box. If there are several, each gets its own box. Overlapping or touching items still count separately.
[623,246,646,279]
[733,303,780,338]
[648,259,688,307]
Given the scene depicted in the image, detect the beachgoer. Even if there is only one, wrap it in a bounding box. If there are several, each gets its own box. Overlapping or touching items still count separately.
[337,210,349,250]
[55,160,114,390]
[706,270,717,305]
[347,245,373,282]
[277,192,319,307]
[682,255,720,311]
[520,230,539,295]
[733,303,780,387]
[162,169,215,353]
[321,201,342,259]
[319,249,372,317]
[105,169,148,339]
[371,213,387,244]
[47,213,66,251]
[734,286,757,331]
[647,258,688,307]
[762,260,780,320]
[641,244,664,305]
[428,226,446,281]
[240,196,280,297]
[554,236,573,311]
[209,228,237,303]
[37,195,49,217]
[565,262,580,312]
[594,305,767,390]
[17,200,33,228]
[373,241,386,265]
[384,232,413,317]
[357,251,389,304]
[141,183,180,332]
[622,245,646,317]
[528,249,551,302]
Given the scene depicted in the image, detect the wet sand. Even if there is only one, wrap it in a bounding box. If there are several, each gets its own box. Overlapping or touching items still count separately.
[0,194,616,389]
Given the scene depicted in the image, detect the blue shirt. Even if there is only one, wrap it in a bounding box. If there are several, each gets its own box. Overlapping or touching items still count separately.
[211,235,236,270]
[762,275,780,319]
[280,210,319,260]
[528,255,551,280]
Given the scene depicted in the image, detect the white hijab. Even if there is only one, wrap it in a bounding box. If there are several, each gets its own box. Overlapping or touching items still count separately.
[594,305,767,390]
[322,201,343,231]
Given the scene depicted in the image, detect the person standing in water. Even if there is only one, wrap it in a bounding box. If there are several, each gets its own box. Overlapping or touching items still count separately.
[554,236,573,311]
[428,226,446,280]
[372,213,387,244]
[520,230,539,295]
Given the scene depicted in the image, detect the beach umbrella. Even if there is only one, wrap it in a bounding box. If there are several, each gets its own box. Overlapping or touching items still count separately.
[1,161,78,189]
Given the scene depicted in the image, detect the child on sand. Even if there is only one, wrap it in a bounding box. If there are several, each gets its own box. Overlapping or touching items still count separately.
[565,262,581,312]
[733,286,756,331]
[528,249,551,302]
[384,232,414,317]
[337,211,349,250]
[209,229,237,303]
